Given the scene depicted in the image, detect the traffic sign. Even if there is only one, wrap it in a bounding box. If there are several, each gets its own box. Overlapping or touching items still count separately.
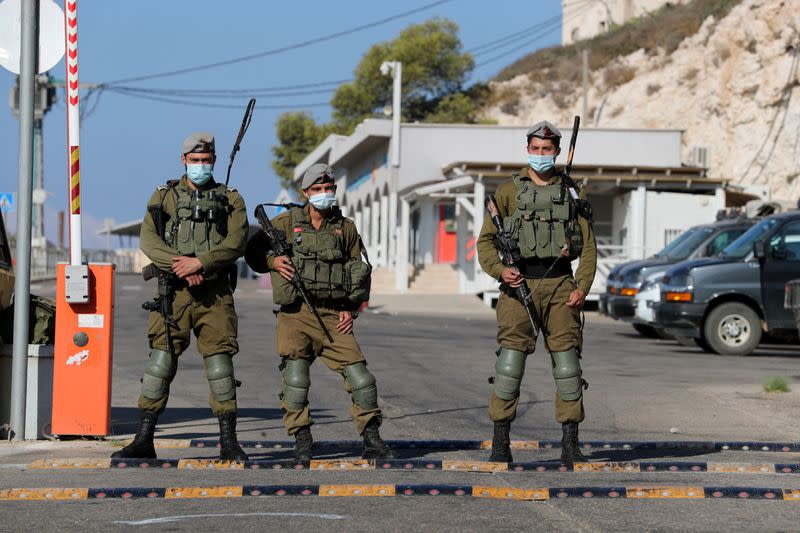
[0,0,65,75]
[0,192,14,210]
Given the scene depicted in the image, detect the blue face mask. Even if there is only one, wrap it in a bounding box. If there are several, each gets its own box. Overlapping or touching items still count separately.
[186,163,213,185]
[309,192,337,210]
[528,154,556,173]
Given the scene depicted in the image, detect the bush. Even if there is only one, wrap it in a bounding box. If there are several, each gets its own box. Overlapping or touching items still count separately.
[646,83,661,95]
[604,63,636,88]
[762,376,791,393]
[494,0,743,82]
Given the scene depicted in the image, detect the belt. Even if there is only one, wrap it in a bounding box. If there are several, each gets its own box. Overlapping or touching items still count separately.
[518,258,572,279]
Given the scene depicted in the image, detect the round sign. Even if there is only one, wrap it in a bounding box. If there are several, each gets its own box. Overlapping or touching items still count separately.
[0,0,65,75]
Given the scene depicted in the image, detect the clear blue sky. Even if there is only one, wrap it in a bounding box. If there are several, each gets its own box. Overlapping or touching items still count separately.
[0,0,562,247]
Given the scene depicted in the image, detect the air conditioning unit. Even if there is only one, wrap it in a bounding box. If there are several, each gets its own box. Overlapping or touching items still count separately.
[688,146,710,169]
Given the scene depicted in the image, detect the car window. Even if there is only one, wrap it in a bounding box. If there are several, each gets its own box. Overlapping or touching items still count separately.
[769,220,800,261]
[661,227,715,260]
[0,215,11,269]
[707,229,747,256]
[722,218,780,258]
[654,227,699,258]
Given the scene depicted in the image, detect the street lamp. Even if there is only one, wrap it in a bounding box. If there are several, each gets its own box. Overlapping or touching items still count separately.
[380,61,402,168]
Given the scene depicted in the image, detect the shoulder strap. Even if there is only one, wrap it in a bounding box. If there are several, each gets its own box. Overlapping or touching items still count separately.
[357,235,371,267]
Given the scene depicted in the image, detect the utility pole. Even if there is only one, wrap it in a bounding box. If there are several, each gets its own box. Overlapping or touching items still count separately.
[10,0,40,441]
[582,48,589,121]
[380,60,404,290]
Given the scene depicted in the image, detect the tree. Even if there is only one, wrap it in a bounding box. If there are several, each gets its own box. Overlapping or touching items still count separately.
[271,112,330,191]
[271,18,476,189]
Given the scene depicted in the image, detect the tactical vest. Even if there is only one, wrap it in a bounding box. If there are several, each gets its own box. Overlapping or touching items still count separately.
[502,175,583,260]
[272,207,371,306]
[164,182,230,256]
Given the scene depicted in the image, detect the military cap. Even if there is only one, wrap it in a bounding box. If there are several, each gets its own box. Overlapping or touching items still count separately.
[526,121,561,140]
[181,132,215,155]
[301,163,335,190]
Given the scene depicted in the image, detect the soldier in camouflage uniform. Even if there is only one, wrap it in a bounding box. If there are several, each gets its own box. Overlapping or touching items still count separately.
[476,121,597,466]
[113,133,249,461]
[245,163,393,462]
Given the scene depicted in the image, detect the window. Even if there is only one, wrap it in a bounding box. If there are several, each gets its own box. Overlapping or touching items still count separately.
[707,229,747,256]
[722,218,780,258]
[769,220,800,261]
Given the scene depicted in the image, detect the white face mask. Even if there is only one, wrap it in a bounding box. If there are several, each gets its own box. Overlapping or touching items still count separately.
[309,192,337,210]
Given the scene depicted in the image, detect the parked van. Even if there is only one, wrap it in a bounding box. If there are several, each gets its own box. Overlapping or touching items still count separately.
[655,210,800,355]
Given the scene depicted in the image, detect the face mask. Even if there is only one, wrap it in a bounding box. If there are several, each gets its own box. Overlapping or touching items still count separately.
[528,154,556,173]
[186,163,213,185]
[309,192,337,210]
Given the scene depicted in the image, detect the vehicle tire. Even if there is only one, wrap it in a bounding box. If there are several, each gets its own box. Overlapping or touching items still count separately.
[703,302,762,356]
[694,336,714,353]
[632,323,659,338]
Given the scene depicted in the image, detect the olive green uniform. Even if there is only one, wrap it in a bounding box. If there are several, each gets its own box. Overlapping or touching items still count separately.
[254,205,380,436]
[477,169,597,423]
[138,176,248,416]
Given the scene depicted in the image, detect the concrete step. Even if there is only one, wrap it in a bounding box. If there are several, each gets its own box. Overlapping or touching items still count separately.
[408,264,460,294]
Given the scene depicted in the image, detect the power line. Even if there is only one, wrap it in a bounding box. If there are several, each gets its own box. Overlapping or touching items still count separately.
[106,0,452,85]
[105,79,351,97]
[108,85,340,99]
[104,88,330,110]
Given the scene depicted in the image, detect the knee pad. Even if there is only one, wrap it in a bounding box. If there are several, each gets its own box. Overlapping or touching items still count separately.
[204,354,236,402]
[141,349,177,400]
[343,363,378,411]
[493,347,527,400]
[282,358,310,410]
[551,349,583,401]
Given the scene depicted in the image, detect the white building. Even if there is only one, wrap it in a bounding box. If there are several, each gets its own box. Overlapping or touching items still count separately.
[293,119,727,301]
[562,0,686,45]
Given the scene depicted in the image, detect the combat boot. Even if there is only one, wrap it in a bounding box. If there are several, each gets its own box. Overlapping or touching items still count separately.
[560,422,587,468]
[361,418,394,459]
[488,420,513,462]
[293,426,313,463]
[218,412,248,462]
[111,410,158,459]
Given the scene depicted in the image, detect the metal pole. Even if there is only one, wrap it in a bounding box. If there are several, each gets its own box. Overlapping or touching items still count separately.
[391,62,402,168]
[10,0,40,441]
[582,48,589,122]
[35,118,44,240]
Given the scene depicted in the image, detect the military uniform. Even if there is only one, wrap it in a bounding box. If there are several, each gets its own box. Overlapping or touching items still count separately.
[246,163,393,461]
[113,132,249,461]
[476,121,597,465]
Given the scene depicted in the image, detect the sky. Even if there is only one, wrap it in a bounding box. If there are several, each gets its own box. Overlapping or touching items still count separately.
[0,0,562,247]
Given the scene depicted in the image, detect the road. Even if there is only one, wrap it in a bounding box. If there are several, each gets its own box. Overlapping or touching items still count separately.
[2,274,800,532]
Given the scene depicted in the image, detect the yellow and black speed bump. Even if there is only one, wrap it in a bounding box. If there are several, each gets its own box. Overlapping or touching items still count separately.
[28,458,800,475]
[3,485,800,501]
[179,439,800,452]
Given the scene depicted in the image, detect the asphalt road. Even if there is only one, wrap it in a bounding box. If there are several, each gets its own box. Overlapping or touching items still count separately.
[3,274,800,532]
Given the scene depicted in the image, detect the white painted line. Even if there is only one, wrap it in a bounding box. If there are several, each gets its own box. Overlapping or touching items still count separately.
[113,512,347,526]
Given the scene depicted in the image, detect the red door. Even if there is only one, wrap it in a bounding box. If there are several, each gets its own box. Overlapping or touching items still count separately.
[435,204,457,264]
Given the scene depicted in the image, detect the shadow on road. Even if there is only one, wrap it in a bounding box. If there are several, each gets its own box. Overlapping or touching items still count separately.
[110,406,295,437]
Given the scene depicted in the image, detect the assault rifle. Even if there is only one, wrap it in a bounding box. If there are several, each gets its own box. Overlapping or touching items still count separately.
[141,205,177,356]
[253,203,334,343]
[561,115,593,224]
[485,194,540,341]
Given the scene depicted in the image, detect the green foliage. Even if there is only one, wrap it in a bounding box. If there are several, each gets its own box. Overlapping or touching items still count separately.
[762,376,790,393]
[494,0,743,82]
[271,112,331,191]
[271,18,479,190]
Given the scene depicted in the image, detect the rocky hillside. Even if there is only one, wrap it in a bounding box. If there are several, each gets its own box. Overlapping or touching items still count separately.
[482,0,800,201]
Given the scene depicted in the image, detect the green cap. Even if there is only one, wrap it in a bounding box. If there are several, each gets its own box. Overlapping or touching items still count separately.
[301,163,335,190]
[526,121,561,140]
[182,132,215,155]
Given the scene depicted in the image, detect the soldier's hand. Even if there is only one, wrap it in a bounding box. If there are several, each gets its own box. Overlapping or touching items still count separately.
[566,289,587,309]
[273,255,295,281]
[501,267,524,288]
[172,256,203,278]
[185,273,204,286]
[337,310,353,334]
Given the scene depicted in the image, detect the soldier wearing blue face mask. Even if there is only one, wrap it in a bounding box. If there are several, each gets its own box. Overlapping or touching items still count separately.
[245,163,393,463]
[476,121,597,467]
[113,132,249,461]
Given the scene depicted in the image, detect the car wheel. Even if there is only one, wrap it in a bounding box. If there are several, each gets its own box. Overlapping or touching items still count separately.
[703,302,762,356]
[632,323,659,338]
[694,336,714,353]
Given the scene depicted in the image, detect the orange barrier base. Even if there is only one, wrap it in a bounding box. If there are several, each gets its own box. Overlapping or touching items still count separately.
[52,263,115,436]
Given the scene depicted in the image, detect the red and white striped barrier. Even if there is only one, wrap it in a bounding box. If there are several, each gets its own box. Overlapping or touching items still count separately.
[64,0,81,264]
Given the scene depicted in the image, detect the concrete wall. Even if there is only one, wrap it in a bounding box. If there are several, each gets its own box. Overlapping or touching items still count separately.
[397,123,683,193]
